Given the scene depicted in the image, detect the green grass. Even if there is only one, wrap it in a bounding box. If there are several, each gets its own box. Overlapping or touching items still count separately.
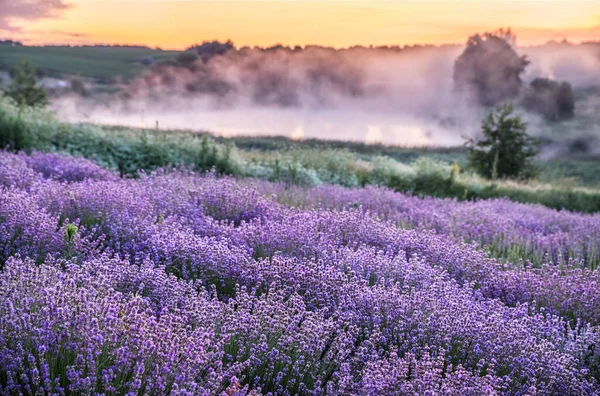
[0,96,238,175]
[0,46,180,80]
[225,134,600,188]
[537,157,600,187]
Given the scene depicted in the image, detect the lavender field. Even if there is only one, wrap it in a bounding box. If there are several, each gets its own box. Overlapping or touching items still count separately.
[1,150,599,395]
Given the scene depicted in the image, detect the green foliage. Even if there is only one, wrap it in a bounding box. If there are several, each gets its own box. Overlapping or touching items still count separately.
[64,223,78,260]
[467,104,538,180]
[0,95,239,175]
[0,96,31,150]
[459,181,600,214]
[5,61,48,108]
[65,223,78,244]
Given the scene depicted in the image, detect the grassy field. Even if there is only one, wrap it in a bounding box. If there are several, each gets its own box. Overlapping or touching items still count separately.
[225,135,600,188]
[0,45,180,80]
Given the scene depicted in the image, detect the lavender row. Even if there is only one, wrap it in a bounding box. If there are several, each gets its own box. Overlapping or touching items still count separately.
[256,182,600,268]
[1,151,600,394]
[3,149,598,269]
[1,153,599,326]
[2,253,598,394]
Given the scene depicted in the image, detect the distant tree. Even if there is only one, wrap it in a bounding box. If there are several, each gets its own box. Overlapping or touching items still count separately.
[454,29,529,107]
[467,104,538,179]
[5,61,48,107]
[187,40,234,62]
[70,78,88,97]
[0,40,23,47]
[176,51,199,65]
[522,78,575,121]
[568,137,590,155]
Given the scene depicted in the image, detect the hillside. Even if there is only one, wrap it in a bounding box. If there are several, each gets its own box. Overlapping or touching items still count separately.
[0,45,180,80]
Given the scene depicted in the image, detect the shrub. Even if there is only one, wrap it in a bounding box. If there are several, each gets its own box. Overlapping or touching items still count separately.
[522,78,575,121]
[467,104,538,179]
[0,95,241,176]
[0,95,31,151]
[4,61,48,108]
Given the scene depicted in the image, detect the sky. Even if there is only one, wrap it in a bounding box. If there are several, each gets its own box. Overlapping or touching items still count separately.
[2,0,600,48]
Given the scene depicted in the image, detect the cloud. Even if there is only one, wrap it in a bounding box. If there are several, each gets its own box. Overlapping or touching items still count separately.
[0,0,71,32]
[50,30,89,38]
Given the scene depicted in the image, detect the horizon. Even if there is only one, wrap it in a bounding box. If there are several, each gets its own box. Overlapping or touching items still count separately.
[0,37,593,51]
[1,1,599,50]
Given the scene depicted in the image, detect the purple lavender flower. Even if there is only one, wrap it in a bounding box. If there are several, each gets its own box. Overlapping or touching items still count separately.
[0,152,599,395]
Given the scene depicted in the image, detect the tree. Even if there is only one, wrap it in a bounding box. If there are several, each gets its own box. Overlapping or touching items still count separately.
[187,40,234,62]
[521,78,575,121]
[467,104,538,179]
[5,61,48,107]
[454,29,529,107]
[70,78,89,97]
[176,51,199,66]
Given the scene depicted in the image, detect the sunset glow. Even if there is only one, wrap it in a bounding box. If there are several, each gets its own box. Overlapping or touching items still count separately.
[4,0,600,48]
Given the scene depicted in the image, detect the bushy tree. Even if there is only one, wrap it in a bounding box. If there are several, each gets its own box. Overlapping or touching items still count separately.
[176,51,199,65]
[467,104,538,179]
[454,29,529,107]
[70,78,89,97]
[187,40,234,62]
[5,61,48,107]
[522,78,575,121]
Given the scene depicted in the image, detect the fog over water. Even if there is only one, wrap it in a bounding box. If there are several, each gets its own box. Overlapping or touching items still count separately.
[53,41,600,147]
[56,99,475,146]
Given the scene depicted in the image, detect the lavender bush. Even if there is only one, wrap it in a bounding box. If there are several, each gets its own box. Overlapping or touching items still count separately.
[258,183,600,268]
[0,151,599,395]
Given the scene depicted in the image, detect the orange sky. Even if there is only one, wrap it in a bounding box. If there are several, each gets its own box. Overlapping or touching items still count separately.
[6,1,600,48]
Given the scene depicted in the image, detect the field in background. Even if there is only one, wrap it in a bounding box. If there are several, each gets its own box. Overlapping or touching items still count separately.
[0,45,179,80]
